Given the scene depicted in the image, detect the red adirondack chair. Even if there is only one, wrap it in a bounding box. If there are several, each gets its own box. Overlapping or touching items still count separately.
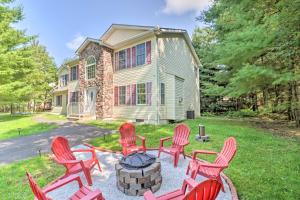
[26,172,104,200]
[51,136,101,186]
[186,137,237,192]
[144,179,221,200]
[158,123,190,167]
[119,122,146,156]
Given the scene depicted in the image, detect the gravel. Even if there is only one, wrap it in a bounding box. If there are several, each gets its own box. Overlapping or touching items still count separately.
[48,145,232,200]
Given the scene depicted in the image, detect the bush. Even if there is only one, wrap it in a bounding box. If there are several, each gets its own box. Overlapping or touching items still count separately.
[226,109,258,118]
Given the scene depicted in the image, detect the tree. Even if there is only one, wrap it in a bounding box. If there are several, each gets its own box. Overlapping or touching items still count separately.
[26,41,57,110]
[195,0,300,126]
[0,0,35,103]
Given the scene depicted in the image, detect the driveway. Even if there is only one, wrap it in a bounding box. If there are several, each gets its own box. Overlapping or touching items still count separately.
[0,121,113,165]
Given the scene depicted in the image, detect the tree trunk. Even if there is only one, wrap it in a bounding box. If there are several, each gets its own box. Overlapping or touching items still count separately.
[287,83,294,120]
[252,93,258,111]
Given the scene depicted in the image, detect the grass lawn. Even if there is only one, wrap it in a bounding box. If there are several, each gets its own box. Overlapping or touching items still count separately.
[87,117,300,200]
[0,156,64,200]
[38,113,67,121]
[0,113,57,140]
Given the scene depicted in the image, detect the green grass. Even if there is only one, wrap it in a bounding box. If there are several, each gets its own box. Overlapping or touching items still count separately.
[0,156,64,200]
[0,114,57,140]
[39,113,67,121]
[88,117,300,200]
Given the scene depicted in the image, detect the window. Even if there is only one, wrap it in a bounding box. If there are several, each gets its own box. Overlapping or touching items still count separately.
[136,43,145,66]
[118,50,126,70]
[70,65,78,81]
[86,56,96,79]
[70,92,79,103]
[56,95,62,106]
[60,74,68,86]
[137,83,146,105]
[160,83,165,105]
[119,86,126,105]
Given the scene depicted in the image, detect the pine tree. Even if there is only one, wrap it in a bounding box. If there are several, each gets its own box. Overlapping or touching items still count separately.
[195,0,300,126]
[0,0,35,103]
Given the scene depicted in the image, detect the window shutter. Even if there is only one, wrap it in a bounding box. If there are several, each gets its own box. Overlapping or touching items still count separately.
[131,46,136,67]
[146,82,152,106]
[146,41,151,64]
[126,85,131,105]
[126,48,131,68]
[114,52,119,71]
[114,86,119,106]
[131,84,136,105]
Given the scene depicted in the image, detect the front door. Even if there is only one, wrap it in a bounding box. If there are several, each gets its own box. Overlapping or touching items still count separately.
[86,88,96,115]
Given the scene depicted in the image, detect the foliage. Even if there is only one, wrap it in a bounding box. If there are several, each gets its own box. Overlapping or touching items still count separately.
[0,156,64,200]
[0,113,57,140]
[193,0,300,126]
[88,117,300,200]
[0,0,56,106]
[0,0,35,103]
[226,109,258,118]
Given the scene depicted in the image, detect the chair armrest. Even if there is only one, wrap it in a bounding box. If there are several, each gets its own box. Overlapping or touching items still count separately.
[72,149,94,153]
[43,174,83,193]
[181,141,189,147]
[119,139,126,145]
[136,135,145,141]
[192,150,218,159]
[80,189,103,200]
[160,137,172,142]
[72,148,98,160]
[182,178,198,192]
[137,135,146,148]
[198,162,228,169]
[52,157,81,165]
[159,137,172,148]
[144,190,157,200]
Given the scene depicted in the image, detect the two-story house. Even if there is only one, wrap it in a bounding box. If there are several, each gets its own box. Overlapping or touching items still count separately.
[52,24,201,124]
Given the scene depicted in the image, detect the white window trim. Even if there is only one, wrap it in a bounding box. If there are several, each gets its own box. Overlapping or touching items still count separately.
[115,41,147,72]
[85,56,96,80]
[136,83,147,105]
[136,42,146,67]
[119,86,126,105]
[118,50,127,70]
[70,65,78,82]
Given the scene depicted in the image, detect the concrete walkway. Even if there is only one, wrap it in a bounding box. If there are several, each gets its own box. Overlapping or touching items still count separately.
[0,121,113,165]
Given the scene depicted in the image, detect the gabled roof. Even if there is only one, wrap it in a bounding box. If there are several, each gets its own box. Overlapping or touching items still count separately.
[75,37,113,54]
[100,24,155,41]
[75,24,201,66]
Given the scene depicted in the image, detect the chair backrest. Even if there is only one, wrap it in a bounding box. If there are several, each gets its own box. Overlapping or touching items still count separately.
[26,172,48,200]
[119,123,137,146]
[51,136,76,161]
[172,124,190,148]
[215,137,237,165]
[184,179,222,200]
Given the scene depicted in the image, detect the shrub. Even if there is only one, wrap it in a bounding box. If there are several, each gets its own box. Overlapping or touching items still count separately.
[226,109,258,118]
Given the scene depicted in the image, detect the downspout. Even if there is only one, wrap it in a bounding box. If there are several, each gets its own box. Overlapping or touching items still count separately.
[154,26,161,125]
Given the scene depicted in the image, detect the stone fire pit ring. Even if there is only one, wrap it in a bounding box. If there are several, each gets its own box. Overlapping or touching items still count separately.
[115,157,162,196]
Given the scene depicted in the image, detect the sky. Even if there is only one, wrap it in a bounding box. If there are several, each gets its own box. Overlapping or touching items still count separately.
[13,0,212,66]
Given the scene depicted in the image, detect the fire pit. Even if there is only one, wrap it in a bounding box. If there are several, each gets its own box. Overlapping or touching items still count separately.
[115,152,162,196]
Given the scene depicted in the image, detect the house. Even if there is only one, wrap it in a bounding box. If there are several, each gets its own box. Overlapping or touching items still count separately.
[52,24,201,124]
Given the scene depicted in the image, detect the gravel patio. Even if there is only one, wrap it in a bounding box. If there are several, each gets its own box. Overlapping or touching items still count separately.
[47,145,233,200]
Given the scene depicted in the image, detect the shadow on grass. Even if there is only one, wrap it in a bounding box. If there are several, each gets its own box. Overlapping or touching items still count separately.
[0,114,30,123]
[0,122,57,141]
